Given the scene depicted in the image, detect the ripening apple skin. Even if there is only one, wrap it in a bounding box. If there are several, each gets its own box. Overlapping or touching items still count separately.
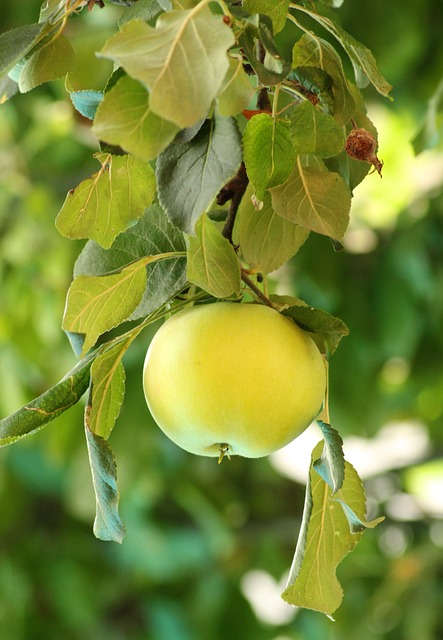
[143,302,326,459]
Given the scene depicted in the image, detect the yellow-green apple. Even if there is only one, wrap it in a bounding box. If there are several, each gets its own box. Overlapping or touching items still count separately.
[143,302,326,460]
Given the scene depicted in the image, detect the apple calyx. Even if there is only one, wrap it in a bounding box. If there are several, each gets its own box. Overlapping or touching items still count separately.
[218,444,231,464]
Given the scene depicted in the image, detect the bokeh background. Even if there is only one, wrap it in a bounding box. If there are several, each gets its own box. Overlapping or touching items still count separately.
[1,1,443,638]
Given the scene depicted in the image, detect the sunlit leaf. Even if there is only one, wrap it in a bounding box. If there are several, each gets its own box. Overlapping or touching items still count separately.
[243,0,290,34]
[0,353,94,446]
[291,100,345,158]
[74,204,187,320]
[237,187,309,274]
[18,34,76,93]
[99,6,235,127]
[92,75,179,161]
[157,113,242,233]
[56,153,156,249]
[187,213,241,298]
[85,422,126,543]
[292,34,356,125]
[63,258,151,355]
[217,57,256,117]
[270,156,351,241]
[243,113,296,201]
[282,441,383,615]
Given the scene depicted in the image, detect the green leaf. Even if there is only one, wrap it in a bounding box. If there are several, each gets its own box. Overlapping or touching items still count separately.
[270,156,351,241]
[281,301,349,354]
[118,0,165,26]
[412,76,443,154]
[63,258,151,355]
[243,113,296,201]
[92,75,180,161]
[286,67,335,115]
[217,57,256,117]
[0,23,47,80]
[292,34,356,125]
[187,214,241,298]
[18,33,76,93]
[240,24,290,86]
[237,187,309,274]
[89,342,128,440]
[0,353,94,447]
[0,76,18,102]
[56,153,156,249]
[295,1,392,97]
[39,0,64,22]
[70,90,103,120]
[74,204,187,320]
[291,100,345,158]
[99,7,235,127]
[85,423,126,543]
[314,421,345,493]
[157,113,242,233]
[282,441,383,616]
[243,0,290,34]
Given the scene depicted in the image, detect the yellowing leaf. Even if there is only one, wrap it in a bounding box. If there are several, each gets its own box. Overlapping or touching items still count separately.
[63,253,182,355]
[92,76,179,161]
[282,441,383,616]
[56,153,156,249]
[18,33,76,93]
[187,214,241,298]
[63,258,150,355]
[74,204,187,321]
[237,187,309,274]
[217,57,256,117]
[270,156,351,241]
[99,7,235,128]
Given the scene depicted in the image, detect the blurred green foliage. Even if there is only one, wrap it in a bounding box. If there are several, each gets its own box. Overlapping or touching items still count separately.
[1,1,443,639]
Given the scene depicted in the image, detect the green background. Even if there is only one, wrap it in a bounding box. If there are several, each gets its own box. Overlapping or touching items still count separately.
[1,1,443,638]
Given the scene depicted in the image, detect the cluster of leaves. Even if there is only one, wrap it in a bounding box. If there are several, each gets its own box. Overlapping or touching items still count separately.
[0,0,391,616]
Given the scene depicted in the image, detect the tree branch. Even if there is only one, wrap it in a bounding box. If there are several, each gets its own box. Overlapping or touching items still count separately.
[217,163,249,244]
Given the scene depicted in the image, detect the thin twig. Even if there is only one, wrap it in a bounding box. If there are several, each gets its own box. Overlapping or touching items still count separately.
[241,271,275,308]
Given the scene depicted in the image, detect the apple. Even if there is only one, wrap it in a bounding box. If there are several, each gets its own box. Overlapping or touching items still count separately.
[143,302,326,460]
